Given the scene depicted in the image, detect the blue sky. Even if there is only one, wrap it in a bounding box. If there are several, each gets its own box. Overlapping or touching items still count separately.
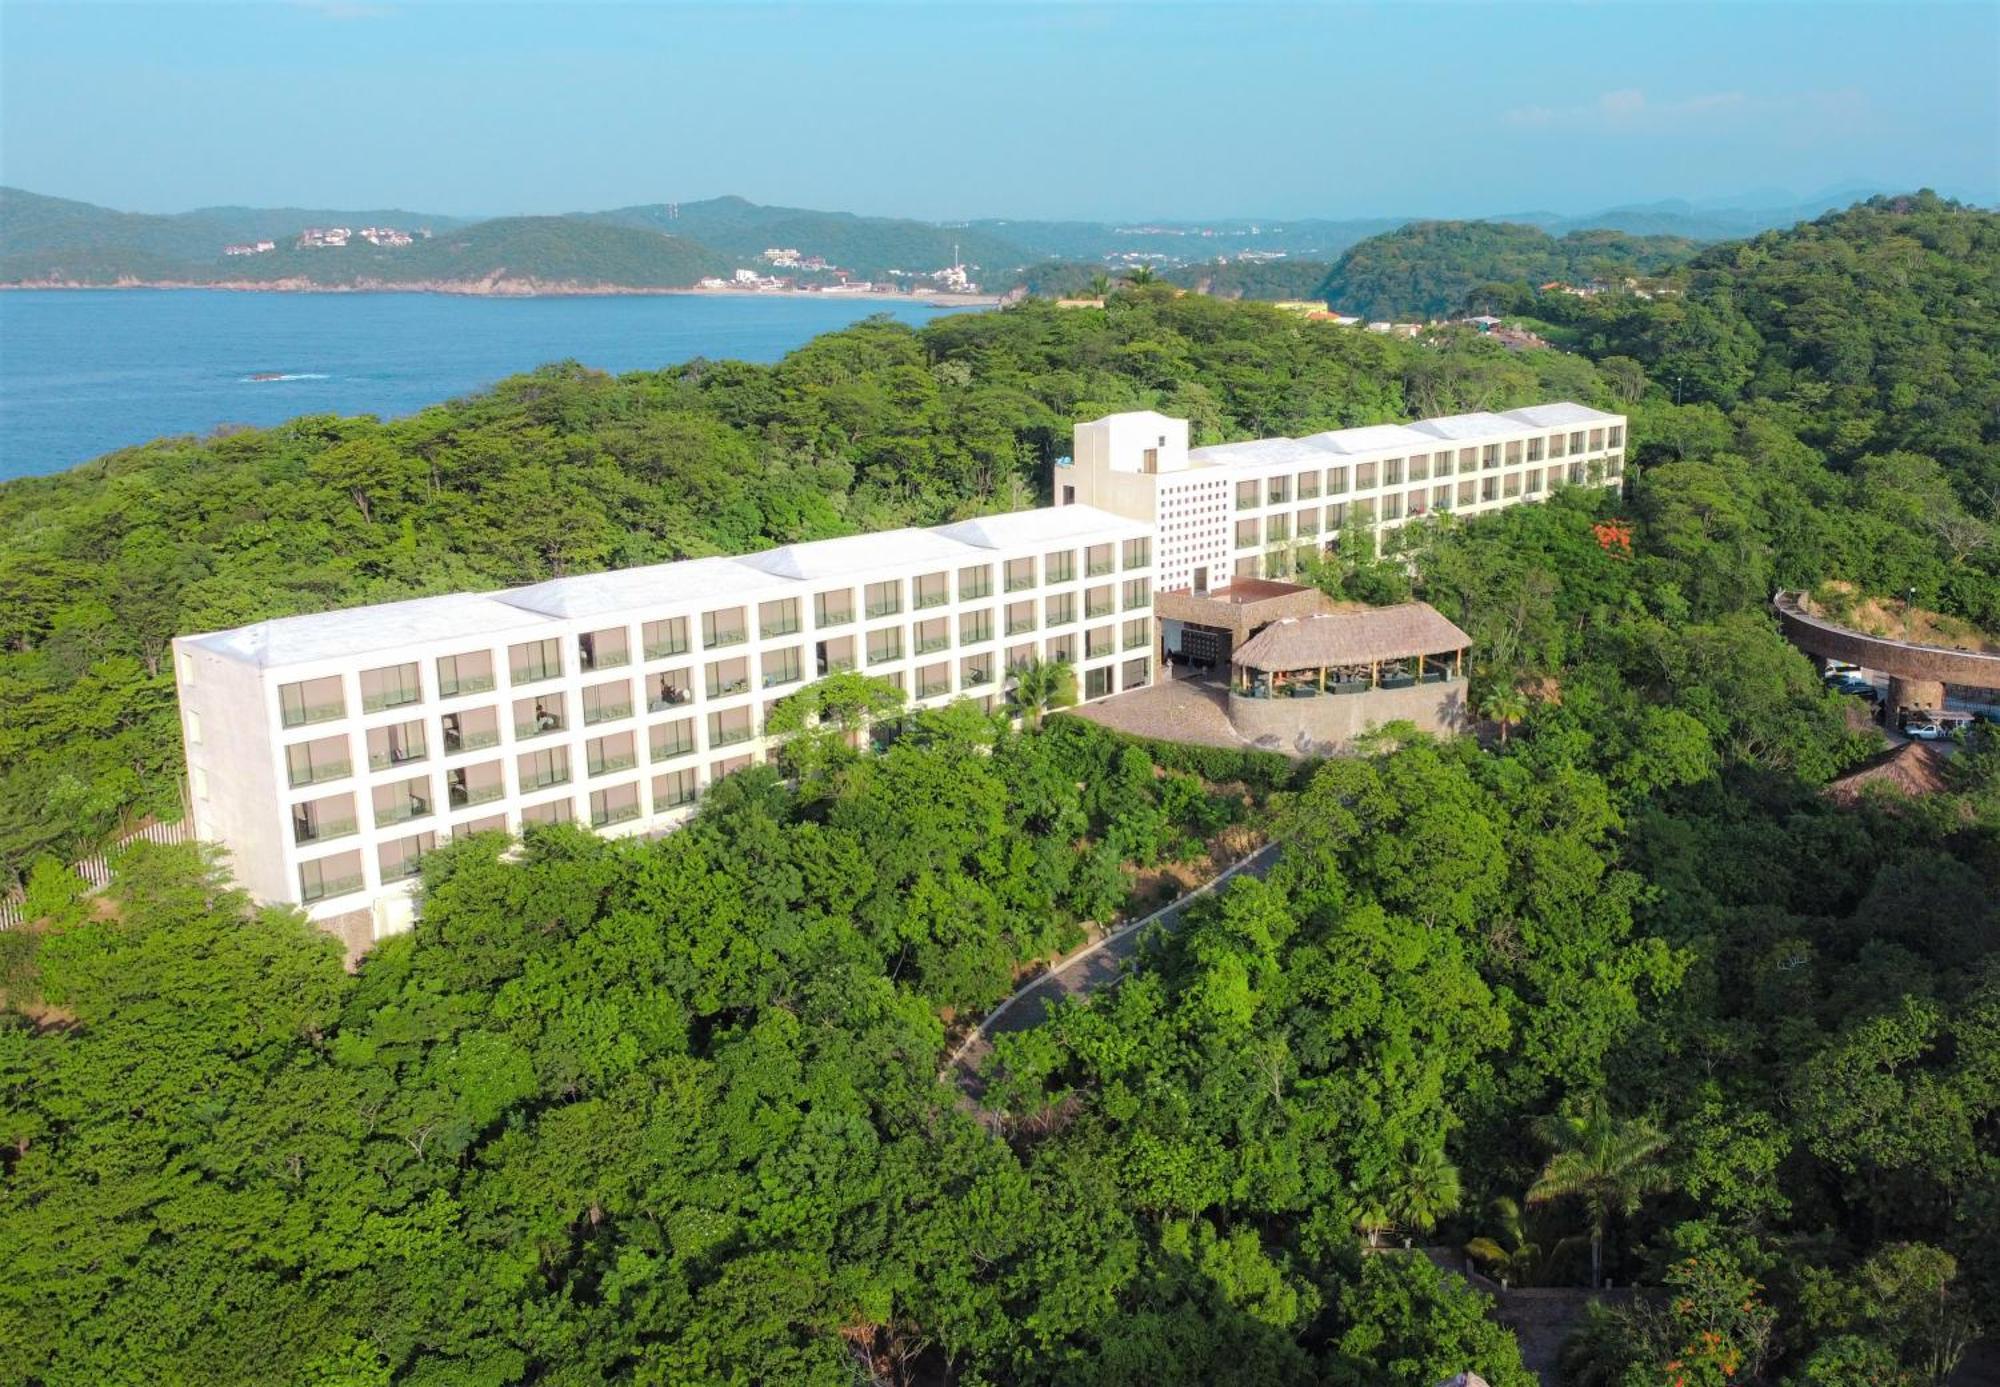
[2,2,1994,220]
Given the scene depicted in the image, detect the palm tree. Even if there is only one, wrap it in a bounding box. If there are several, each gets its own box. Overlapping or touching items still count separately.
[1387,1145,1462,1241]
[1464,1196,1541,1288]
[1011,659,1077,729]
[1481,685,1530,747]
[1122,264,1158,287]
[1087,272,1112,300]
[1526,1096,1671,1289]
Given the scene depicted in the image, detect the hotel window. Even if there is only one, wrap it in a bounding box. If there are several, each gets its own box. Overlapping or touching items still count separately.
[653,767,699,810]
[360,662,422,714]
[1086,584,1115,619]
[705,656,750,698]
[1607,424,1624,448]
[517,746,571,792]
[1547,433,1566,458]
[1482,444,1500,470]
[1006,642,1037,673]
[1266,514,1290,544]
[643,616,690,659]
[1408,454,1429,481]
[1381,493,1403,521]
[1266,475,1290,505]
[1455,447,1474,472]
[1569,431,1587,454]
[865,579,902,618]
[1434,450,1455,477]
[702,606,746,648]
[960,651,995,689]
[1121,657,1151,691]
[579,626,630,671]
[1326,501,1348,529]
[509,638,562,686]
[914,617,950,655]
[521,797,574,827]
[279,675,347,728]
[650,718,695,761]
[916,662,950,698]
[1004,557,1037,593]
[1086,626,1115,660]
[815,635,856,676]
[514,691,567,739]
[958,564,993,600]
[1434,485,1454,511]
[759,597,801,638]
[1085,667,1112,700]
[1327,466,1350,495]
[581,679,632,725]
[1459,480,1478,506]
[1527,435,1545,462]
[1383,458,1403,486]
[1046,633,1076,664]
[647,667,693,711]
[1123,538,1150,569]
[436,651,495,698]
[710,754,753,781]
[707,705,754,747]
[292,792,357,846]
[1408,488,1426,516]
[446,760,503,809]
[590,783,642,828]
[1044,550,1076,584]
[1123,617,1151,651]
[867,626,903,665]
[1482,477,1499,502]
[814,589,854,628]
[442,706,499,754]
[1235,517,1260,549]
[1006,599,1037,636]
[1297,507,1321,537]
[378,832,436,883]
[372,776,432,828]
[286,735,351,788]
[1526,468,1544,494]
[1505,439,1524,464]
[366,719,427,770]
[1351,499,1376,526]
[1354,461,1378,489]
[1606,453,1624,479]
[458,813,507,836]
[1503,472,1521,498]
[1045,592,1077,626]
[914,572,950,610]
[586,730,637,777]
[1236,478,1261,510]
[1296,469,1320,500]
[298,851,364,904]
[760,645,803,689]
[1085,542,1115,577]
[959,609,993,645]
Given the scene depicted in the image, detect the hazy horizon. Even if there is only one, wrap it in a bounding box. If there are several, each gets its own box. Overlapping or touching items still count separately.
[3,2,1995,223]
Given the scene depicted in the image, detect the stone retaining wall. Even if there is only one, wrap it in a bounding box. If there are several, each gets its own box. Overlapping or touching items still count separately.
[1774,592,2000,690]
[1228,678,1469,753]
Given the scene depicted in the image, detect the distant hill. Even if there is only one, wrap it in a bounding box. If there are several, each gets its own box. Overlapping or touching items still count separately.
[585,196,1026,280]
[968,216,1402,265]
[1315,221,1700,319]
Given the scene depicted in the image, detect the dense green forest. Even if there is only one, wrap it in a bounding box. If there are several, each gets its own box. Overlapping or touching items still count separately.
[2,194,1998,1385]
[1317,222,1701,319]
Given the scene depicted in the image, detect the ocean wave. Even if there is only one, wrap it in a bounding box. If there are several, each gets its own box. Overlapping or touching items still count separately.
[241,372,331,382]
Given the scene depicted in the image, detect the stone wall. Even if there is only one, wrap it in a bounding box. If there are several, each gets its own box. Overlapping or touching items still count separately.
[1774,593,2000,690]
[1227,678,1470,755]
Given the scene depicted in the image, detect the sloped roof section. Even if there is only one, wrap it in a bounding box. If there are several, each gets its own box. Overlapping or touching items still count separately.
[1232,602,1471,670]
[1823,741,1954,807]
[1501,402,1619,428]
[933,503,1148,550]
[1406,411,1520,442]
[187,593,550,667]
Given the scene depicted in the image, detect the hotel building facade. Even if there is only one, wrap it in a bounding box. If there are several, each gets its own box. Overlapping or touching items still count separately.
[174,401,1623,948]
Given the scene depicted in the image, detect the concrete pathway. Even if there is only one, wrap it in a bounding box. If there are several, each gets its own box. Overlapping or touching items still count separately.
[943,841,1282,1096]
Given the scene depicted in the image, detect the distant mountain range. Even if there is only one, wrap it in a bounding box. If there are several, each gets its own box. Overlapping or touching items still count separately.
[0,184,1908,300]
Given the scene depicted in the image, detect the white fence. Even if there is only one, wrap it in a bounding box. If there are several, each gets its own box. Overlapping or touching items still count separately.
[0,816,197,930]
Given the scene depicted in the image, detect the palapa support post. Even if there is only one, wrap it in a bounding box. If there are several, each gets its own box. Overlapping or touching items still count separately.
[1371,659,1379,688]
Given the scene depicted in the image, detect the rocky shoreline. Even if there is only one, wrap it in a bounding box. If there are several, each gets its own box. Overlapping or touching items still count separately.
[0,275,1008,306]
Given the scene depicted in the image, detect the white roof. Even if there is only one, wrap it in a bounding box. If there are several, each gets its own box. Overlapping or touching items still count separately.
[934,503,1148,550]
[1407,411,1521,442]
[184,593,548,668]
[1187,438,1330,470]
[500,555,789,618]
[1300,423,1437,456]
[739,528,970,580]
[1501,402,1619,428]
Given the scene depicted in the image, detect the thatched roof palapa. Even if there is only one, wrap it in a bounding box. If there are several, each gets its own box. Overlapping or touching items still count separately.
[1232,602,1471,671]
[1823,740,1954,807]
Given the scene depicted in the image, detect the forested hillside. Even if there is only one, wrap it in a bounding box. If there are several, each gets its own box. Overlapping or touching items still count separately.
[1317,221,1700,319]
[2,194,1998,1386]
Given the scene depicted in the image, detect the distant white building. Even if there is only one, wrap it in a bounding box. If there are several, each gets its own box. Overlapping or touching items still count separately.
[298,227,351,248]
[358,226,413,247]
[224,240,276,256]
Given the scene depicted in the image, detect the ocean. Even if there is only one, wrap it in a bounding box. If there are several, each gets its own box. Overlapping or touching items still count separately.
[0,289,978,481]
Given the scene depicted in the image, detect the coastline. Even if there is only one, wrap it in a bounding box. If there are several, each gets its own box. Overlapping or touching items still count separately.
[0,276,1008,307]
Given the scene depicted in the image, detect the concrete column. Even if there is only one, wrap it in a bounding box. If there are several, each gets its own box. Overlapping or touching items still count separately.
[1886,675,1945,715]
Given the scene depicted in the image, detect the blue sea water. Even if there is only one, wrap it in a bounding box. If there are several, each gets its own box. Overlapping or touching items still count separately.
[0,289,974,481]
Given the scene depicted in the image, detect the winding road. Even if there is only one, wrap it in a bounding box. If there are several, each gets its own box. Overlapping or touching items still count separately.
[942,841,1282,1096]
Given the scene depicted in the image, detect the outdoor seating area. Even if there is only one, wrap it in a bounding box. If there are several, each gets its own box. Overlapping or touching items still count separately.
[1230,605,1469,698]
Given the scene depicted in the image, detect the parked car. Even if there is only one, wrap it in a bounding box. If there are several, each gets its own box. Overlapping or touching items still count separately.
[1905,722,1949,740]
[1822,661,1862,678]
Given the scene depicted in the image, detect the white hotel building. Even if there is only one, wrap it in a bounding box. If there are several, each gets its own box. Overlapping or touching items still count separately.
[174,401,1623,949]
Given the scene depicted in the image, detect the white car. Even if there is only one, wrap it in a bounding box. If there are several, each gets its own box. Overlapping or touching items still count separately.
[1905,722,1948,740]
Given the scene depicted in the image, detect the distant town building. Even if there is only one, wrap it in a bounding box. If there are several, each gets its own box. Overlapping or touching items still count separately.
[223,240,277,256]
[297,227,351,248]
[358,226,414,247]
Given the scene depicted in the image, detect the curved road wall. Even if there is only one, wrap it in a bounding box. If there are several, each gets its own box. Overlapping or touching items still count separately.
[1772,592,2000,690]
